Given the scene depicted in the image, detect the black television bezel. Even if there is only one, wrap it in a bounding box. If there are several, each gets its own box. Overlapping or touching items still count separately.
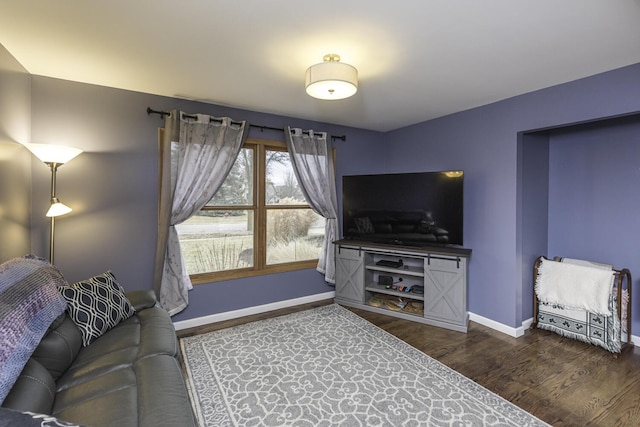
[341,170,464,247]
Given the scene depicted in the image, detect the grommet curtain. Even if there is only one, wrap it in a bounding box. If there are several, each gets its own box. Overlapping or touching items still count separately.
[284,127,339,283]
[154,110,249,315]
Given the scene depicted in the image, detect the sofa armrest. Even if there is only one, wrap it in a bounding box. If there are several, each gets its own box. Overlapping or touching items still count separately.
[125,290,158,311]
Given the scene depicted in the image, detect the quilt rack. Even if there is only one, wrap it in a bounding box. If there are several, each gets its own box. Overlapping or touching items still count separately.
[532,256,632,356]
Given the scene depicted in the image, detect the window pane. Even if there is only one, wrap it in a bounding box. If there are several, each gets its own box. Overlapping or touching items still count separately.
[266,209,325,265]
[265,150,307,205]
[176,210,254,274]
[208,147,253,206]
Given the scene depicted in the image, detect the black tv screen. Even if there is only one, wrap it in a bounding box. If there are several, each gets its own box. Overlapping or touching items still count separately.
[342,171,464,246]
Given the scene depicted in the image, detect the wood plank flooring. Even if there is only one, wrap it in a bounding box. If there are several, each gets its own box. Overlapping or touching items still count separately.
[177,300,640,426]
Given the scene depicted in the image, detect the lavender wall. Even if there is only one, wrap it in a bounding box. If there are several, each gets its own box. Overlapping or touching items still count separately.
[6,52,640,331]
[0,44,31,261]
[547,116,640,283]
[28,76,386,322]
[517,132,549,322]
[385,63,640,329]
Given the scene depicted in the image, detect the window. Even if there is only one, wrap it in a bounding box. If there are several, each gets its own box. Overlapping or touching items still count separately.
[176,139,325,283]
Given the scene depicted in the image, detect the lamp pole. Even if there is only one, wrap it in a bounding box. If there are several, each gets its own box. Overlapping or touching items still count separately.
[48,162,60,264]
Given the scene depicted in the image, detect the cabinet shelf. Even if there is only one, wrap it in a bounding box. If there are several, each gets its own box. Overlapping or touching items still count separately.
[335,240,470,333]
[365,265,424,277]
[365,283,424,301]
[365,294,424,318]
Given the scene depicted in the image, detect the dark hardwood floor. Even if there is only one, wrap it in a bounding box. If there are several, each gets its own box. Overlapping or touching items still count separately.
[177,300,640,426]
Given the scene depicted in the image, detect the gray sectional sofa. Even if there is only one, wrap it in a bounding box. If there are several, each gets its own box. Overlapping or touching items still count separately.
[0,256,196,427]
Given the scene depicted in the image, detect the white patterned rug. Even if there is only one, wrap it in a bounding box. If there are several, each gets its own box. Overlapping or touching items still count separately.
[180,304,548,426]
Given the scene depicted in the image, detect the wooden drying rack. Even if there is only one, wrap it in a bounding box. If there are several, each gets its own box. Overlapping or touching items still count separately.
[532,256,633,356]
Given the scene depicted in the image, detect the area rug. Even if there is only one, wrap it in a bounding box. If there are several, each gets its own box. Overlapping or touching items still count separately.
[180,304,548,426]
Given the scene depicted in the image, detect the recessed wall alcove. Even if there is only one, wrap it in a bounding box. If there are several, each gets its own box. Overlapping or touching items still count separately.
[517,112,640,333]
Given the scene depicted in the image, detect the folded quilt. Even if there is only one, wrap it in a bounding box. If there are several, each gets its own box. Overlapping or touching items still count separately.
[559,257,612,270]
[535,257,614,316]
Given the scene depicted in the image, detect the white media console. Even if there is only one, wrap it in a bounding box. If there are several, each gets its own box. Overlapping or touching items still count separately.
[334,240,471,333]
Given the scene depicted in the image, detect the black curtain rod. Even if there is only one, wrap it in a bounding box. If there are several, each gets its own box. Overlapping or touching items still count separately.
[146,107,346,141]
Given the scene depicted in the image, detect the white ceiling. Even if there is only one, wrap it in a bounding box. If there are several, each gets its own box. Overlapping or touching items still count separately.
[2,0,640,132]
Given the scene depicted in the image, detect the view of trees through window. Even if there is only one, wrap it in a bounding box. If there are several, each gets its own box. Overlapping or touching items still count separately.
[176,141,325,280]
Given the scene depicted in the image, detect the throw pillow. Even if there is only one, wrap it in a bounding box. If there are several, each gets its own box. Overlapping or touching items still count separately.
[58,271,135,346]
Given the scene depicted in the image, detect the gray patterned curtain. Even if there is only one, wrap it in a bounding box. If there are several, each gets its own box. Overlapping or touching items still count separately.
[284,127,339,283]
[154,111,249,315]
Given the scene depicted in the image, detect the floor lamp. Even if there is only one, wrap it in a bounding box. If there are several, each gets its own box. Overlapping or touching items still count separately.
[25,143,83,264]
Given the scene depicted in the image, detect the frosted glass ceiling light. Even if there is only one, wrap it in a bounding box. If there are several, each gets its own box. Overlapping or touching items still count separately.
[305,54,358,100]
[25,143,83,264]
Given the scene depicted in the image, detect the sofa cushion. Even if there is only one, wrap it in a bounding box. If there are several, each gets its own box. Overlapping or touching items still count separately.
[125,289,159,311]
[53,355,195,427]
[31,314,83,381]
[58,271,135,346]
[56,306,180,391]
[0,256,68,404]
[1,358,56,415]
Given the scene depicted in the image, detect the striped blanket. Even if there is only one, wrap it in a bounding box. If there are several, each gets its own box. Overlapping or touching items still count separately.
[0,256,68,404]
[535,256,622,353]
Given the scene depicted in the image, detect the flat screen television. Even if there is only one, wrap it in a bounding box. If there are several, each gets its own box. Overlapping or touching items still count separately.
[342,171,464,247]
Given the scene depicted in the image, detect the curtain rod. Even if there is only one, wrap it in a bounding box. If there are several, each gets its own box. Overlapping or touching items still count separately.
[146,107,346,141]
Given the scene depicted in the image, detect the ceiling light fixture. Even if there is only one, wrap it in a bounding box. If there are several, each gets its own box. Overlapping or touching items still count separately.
[305,54,358,100]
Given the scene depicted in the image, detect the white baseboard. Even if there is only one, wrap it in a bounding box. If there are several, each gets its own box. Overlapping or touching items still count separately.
[468,312,531,338]
[173,291,336,331]
[174,295,640,347]
[470,312,640,346]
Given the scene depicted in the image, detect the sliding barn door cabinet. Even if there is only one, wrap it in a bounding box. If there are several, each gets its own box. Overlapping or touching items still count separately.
[334,240,471,333]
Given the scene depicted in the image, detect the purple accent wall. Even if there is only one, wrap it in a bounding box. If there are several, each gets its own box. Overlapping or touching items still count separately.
[547,116,640,283]
[517,132,549,322]
[4,50,640,332]
[386,63,640,329]
[27,76,385,323]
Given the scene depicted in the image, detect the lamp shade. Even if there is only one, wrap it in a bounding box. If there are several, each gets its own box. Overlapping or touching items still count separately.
[25,143,83,164]
[46,198,72,217]
[305,54,358,100]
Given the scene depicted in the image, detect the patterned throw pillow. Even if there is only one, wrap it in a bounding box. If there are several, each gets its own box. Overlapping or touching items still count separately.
[58,271,135,346]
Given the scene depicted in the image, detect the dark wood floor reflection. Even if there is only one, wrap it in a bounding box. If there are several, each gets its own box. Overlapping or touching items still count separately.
[178,300,640,426]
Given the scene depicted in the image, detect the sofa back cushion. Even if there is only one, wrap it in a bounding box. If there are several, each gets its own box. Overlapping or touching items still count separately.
[1,358,56,414]
[31,314,83,381]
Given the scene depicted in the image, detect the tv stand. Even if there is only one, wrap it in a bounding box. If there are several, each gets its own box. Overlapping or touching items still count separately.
[334,240,471,332]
